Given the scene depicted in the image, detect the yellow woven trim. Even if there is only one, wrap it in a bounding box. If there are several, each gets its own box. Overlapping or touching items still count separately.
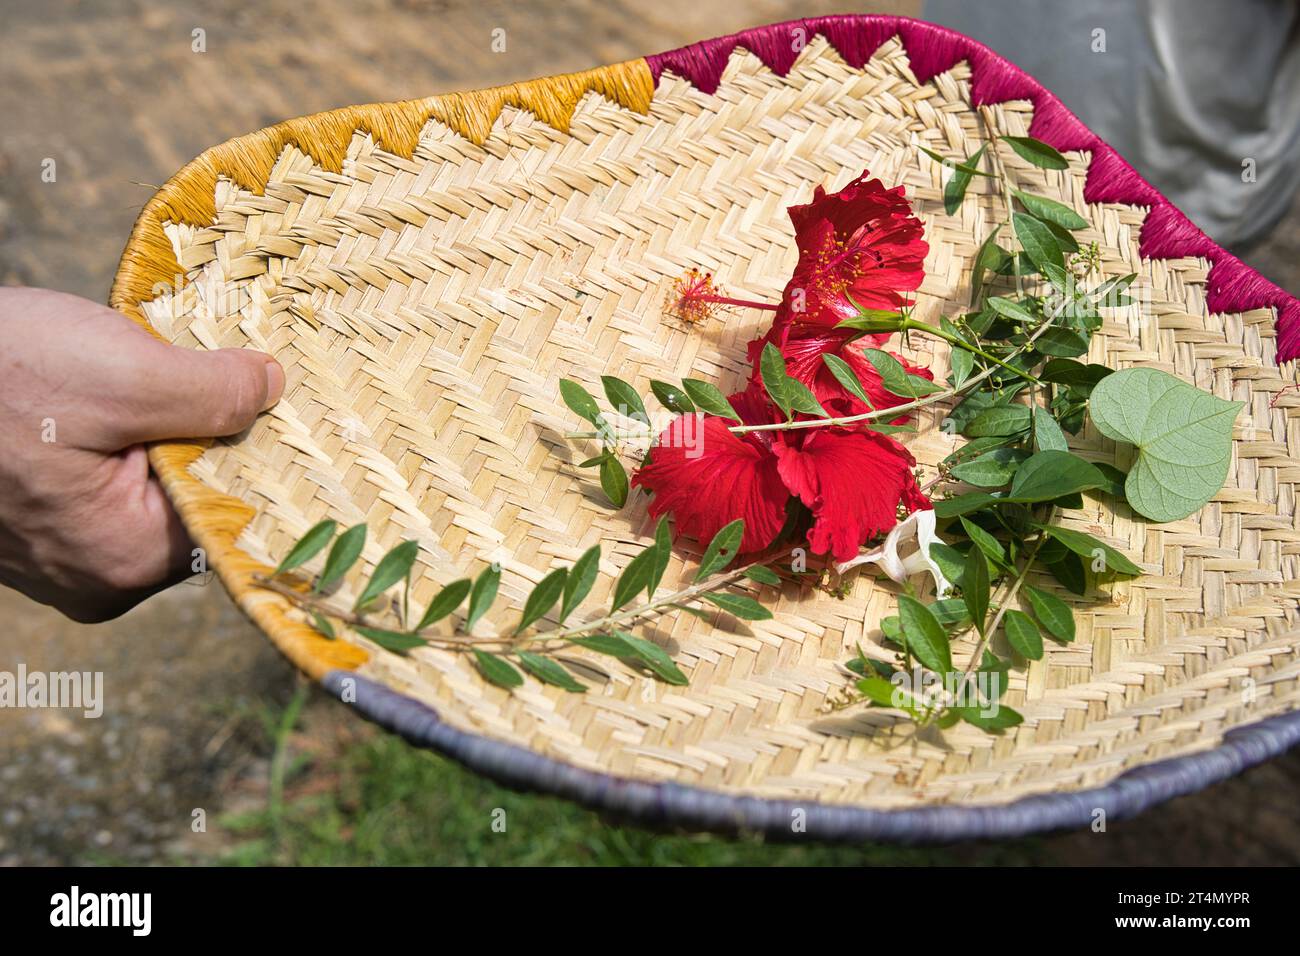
[109,58,654,314]
[109,58,656,676]
[151,441,369,679]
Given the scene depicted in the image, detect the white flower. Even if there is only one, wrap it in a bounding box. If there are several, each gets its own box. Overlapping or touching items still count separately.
[835,509,953,597]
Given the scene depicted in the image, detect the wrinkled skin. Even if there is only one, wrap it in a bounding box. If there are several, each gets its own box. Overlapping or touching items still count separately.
[0,287,283,621]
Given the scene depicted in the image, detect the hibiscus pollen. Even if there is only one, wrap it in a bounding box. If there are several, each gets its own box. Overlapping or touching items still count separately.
[664,268,781,325]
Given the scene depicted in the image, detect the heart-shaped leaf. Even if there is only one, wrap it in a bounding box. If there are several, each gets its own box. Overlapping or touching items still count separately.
[1088,368,1242,522]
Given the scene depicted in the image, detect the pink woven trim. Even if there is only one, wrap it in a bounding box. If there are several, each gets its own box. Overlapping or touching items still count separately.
[646,15,1300,363]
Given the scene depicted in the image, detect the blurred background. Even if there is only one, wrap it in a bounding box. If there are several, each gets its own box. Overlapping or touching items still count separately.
[1,0,1297,865]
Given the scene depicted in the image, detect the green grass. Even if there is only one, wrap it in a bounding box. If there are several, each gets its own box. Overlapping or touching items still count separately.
[219,688,1042,865]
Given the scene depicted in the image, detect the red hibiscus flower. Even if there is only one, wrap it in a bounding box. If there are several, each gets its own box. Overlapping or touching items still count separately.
[632,168,933,566]
[777,171,928,335]
[632,385,927,562]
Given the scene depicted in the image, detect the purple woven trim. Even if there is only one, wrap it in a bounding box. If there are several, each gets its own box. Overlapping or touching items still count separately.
[645,15,1300,363]
[323,670,1300,842]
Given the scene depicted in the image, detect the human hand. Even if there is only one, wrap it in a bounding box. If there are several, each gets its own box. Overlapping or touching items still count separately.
[0,286,284,622]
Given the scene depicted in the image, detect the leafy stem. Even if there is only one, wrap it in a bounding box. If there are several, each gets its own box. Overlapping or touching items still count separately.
[924,506,1055,728]
[729,311,1060,435]
[900,318,1042,386]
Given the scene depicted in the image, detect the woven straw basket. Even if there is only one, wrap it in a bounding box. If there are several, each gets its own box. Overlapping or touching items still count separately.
[112,16,1300,841]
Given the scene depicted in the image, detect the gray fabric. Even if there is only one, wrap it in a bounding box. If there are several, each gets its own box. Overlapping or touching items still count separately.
[923,0,1300,247]
[324,670,1300,842]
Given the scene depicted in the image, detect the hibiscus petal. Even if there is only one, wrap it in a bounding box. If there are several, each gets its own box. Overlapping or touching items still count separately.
[782,170,929,329]
[632,414,789,554]
[773,427,923,563]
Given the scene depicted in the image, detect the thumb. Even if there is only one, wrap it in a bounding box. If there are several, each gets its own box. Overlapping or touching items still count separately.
[106,344,285,447]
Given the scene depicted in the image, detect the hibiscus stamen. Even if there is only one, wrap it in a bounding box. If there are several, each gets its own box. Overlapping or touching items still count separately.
[664,268,780,325]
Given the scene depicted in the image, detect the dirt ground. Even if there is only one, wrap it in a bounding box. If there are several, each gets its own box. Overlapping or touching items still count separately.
[1,0,1297,865]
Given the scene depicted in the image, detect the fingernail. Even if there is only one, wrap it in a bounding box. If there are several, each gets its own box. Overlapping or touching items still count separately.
[262,358,285,410]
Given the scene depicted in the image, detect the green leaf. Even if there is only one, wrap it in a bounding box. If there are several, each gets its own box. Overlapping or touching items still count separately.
[1038,525,1141,576]
[1012,212,1064,272]
[864,348,942,398]
[274,519,337,575]
[856,675,902,708]
[1091,273,1137,309]
[987,296,1037,326]
[648,517,672,596]
[1093,462,1128,499]
[1032,406,1069,452]
[415,578,472,630]
[316,523,367,593]
[518,652,586,692]
[1041,359,1112,390]
[650,379,695,414]
[948,346,974,389]
[744,566,782,586]
[310,611,336,640]
[559,379,602,424]
[515,567,568,633]
[600,375,648,424]
[930,598,973,627]
[611,546,660,611]
[1001,135,1069,170]
[354,539,420,612]
[976,650,1011,702]
[572,633,637,658]
[680,379,740,422]
[970,225,1003,307]
[944,143,988,214]
[614,631,689,685]
[934,492,1002,518]
[1003,609,1043,660]
[950,448,1027,487]
[1044,219,1080,254]
[473,649,524,689]
[465,565,500,631]
[702,592,772,620]
[965,406,1032,437]
[599,455,629,508]
[929,543,968,589]
[353,626,428,655]
[1035,327,1090,357]
[918,143,996,177]
[761,343,827,417]
[1088,368,1243,522]
[960,516,1009,568]
[956,703,1024,732]
[1008,450,1105,502]
[822,353,875,408]
[561,545,600,621]
[1048,554,1088,595]
[696,519,745,580]
[879,615,903,646]
[963,547,990,635]
[897,595,952,674]
[1013,189,1088,230]
[1023,585,1075,643]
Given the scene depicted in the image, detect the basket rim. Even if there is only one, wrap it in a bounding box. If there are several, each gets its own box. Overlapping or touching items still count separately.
[110,13,1300,840]
[328,670,1300,842]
